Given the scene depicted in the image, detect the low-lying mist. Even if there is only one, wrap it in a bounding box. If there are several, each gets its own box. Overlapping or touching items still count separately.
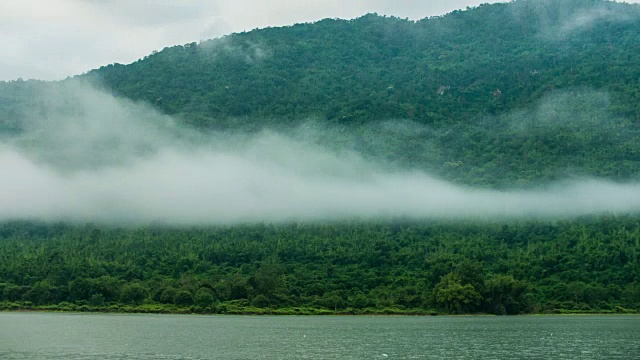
[1,82,639,225]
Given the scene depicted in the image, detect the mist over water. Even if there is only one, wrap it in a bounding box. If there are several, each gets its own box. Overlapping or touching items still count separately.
[1,82,639,225]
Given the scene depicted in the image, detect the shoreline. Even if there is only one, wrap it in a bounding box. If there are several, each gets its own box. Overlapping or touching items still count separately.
[1,304,637,317]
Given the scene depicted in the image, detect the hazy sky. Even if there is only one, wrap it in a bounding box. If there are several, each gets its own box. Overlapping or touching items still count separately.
[0,0,515,81]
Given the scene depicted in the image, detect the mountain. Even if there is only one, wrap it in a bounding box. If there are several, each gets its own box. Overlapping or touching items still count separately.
[2,0,640,187]
[0,0,640,315]
[88,0,640,125]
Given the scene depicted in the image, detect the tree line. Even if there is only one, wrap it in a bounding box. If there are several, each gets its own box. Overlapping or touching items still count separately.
[1,217,638,315]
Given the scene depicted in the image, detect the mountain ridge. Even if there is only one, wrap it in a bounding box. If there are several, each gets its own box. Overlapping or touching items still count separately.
[0,0,640,315]
[1,0,640,188]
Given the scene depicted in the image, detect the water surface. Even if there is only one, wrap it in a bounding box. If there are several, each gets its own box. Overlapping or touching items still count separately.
[0,313,638,359]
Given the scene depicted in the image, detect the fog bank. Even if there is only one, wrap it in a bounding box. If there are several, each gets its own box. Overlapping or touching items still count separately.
[1,83,639,225]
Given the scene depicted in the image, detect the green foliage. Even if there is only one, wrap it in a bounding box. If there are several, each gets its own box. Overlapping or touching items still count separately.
[435,273,482,314]
[159,288,178,304]
[120,283,147,305]
[251,294,270,308]
[89,293,106,307]
[0,217,638,314]
[174,291,194,307]
[484,275,529,315]
[84,0,640,128]
[194,287,215,308]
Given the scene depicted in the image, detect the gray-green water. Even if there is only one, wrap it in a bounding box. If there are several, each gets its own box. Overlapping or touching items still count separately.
[0,313,638,359]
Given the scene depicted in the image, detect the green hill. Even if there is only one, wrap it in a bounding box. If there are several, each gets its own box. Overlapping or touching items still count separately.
[88,0,640,126]
[89,0,640,187]
[2,0,640,187]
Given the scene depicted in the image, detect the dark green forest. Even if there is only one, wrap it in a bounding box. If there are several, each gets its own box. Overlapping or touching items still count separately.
[1,217,639,315]
[1,0,640,314]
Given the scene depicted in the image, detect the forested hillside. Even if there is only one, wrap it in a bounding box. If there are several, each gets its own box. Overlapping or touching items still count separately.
[1,0,639,186]
[2,1,640,187]
[1,0,640,315]
[88,0,640,125]
[83,0,640,186]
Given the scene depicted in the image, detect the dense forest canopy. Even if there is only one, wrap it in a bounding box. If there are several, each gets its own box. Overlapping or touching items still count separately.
[0,0,639,314]
[87,0,640,124]
[1,217,639,315]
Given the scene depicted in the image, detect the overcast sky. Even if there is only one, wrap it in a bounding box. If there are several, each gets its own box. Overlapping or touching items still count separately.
[4,0,639,82]
[0,0,515,81]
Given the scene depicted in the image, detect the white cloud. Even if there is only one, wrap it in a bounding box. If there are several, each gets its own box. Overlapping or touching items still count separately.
[1,82,639,225]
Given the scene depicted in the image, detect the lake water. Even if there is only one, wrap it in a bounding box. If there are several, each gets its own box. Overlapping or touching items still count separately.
[0,313,638,359]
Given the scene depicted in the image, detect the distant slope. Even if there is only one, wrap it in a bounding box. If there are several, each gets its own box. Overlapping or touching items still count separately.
[1,0,640,187]
[86,0,640,125]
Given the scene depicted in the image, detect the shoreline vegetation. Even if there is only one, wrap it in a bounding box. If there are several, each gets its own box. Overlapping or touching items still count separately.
[1,217,639,317]
[1,302,638,316]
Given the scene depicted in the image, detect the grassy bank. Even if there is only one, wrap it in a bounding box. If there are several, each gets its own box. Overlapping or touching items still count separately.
[2,301,638,316]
